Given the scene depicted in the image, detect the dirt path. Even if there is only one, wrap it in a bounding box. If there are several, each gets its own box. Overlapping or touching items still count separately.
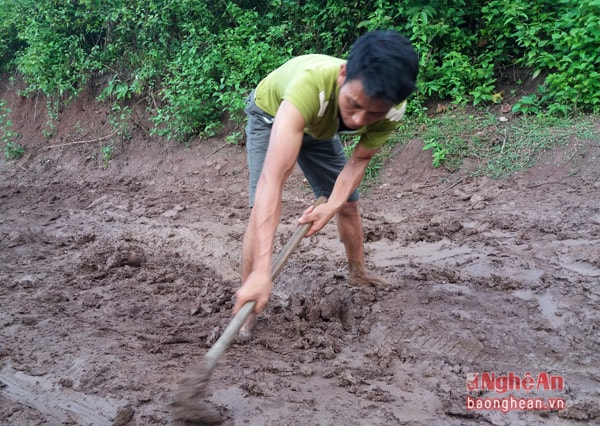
[1,90,599,425]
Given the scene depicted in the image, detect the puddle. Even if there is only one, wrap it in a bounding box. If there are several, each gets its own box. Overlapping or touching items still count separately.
[371,238,473,268]
[513,290,563,328]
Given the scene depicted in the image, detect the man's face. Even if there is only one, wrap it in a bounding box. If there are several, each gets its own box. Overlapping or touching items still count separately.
[337,64,393,129]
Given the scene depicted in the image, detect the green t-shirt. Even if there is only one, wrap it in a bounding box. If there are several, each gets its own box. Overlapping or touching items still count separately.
[254,54,406,150]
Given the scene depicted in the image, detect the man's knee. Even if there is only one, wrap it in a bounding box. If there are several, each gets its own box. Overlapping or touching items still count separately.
[338,200,360,218]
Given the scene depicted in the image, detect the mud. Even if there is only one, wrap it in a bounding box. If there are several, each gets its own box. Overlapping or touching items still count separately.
[1,86,599,425]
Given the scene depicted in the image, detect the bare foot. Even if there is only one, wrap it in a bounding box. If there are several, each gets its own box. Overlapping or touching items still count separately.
[348,264,388,287]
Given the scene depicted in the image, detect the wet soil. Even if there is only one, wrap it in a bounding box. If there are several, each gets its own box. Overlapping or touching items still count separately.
[1,85,599,425]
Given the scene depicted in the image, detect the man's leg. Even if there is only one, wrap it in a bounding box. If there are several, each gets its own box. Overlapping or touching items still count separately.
[337,201,387,286]
[297,136,387,286]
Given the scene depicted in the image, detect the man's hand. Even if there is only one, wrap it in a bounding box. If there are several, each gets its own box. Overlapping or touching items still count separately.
[233,271,273,314]
[298,202,338,236]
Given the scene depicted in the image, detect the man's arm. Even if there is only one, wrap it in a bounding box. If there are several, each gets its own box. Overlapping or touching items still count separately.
[299,142,378,236]
[234,100,306,314]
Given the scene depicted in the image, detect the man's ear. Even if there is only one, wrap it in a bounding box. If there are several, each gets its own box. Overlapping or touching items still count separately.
[337,63,347,86]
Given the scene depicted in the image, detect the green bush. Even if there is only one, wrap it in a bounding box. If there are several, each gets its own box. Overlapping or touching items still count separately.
[8,0,110,98]
[0,100,24,159]
[481,0,600,115]
[0,0,598,141]
[542,0,600,114]
[152,3,290,140]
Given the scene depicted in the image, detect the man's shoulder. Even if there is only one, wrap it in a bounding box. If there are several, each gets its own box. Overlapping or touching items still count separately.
[282,54,344,73]
[289,53,343,63]
[256,54,343,121]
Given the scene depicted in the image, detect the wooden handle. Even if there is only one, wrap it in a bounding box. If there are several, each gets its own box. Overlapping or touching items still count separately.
[271,196,326,279]
[204,196,326,370]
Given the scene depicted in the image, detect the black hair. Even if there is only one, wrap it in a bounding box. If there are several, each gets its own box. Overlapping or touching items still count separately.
[345,30,419,105]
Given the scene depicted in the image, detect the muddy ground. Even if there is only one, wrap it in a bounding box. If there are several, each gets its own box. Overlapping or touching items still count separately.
[1,84,599,426]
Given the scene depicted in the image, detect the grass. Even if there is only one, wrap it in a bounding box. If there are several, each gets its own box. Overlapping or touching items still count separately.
[390,109,598,179]
[341,135,391,185]
[3,139,25,160]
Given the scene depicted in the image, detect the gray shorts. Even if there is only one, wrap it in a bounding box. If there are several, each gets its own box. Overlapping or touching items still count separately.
[244,91,360,207]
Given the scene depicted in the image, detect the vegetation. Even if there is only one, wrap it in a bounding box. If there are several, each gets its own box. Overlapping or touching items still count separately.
[0,1,598,173]
[0,100,24,159]
[413,113,596,177]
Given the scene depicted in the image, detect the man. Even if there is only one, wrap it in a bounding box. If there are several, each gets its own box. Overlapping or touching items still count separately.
[233,30,419,319]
